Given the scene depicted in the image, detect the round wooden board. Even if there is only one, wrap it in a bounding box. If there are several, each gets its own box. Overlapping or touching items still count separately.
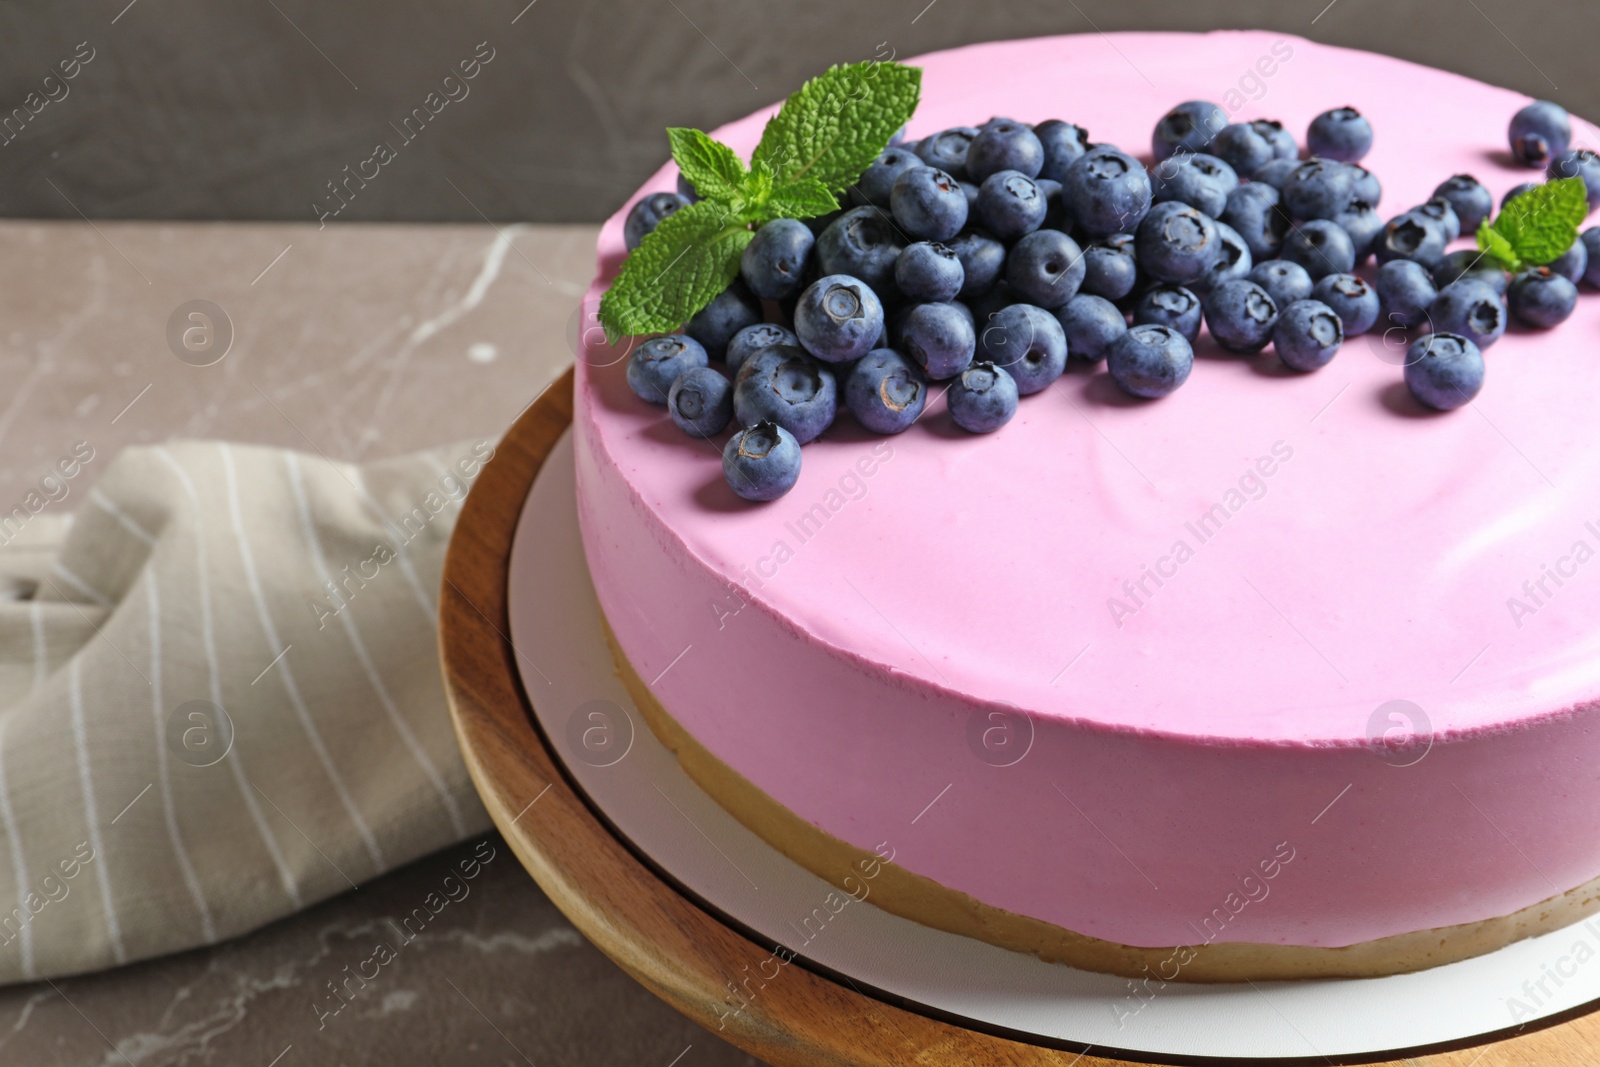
[439,366,1597,1067]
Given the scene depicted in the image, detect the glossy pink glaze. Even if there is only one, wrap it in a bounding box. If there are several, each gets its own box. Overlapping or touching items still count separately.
[573,31,1600,949]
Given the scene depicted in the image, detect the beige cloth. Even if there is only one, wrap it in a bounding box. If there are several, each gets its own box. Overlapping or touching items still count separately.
[0,438,492,983]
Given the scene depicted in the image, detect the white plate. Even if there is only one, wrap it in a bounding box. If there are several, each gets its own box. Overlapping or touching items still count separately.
[507,430,1599,1061]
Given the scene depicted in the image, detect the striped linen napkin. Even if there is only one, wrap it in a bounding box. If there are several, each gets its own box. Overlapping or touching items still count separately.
[0,438,492,982]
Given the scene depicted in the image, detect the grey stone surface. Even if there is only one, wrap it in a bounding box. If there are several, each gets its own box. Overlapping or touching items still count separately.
[0,217,771,1065]
[0,0,1594,224]
[0,833,763,1066]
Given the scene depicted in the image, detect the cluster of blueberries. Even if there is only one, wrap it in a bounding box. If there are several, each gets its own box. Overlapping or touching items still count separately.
[621,97,1600,501]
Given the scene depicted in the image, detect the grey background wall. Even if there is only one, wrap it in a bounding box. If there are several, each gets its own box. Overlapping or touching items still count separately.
[1,0,1594,224]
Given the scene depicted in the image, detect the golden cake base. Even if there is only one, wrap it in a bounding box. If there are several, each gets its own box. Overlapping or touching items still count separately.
[607,620,1600,983]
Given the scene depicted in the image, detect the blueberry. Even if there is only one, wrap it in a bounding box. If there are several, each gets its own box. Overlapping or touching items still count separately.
[960,181,980,212]
[1430,279,1507,349]
[1062,148,1152,237]
[966,121,1045,182]
[948,362,1019,432]
[889,125,909,146]
[1510,101,1571,168]
[732,345,838,442]
[1248,260,1314,309]
[976,303,1068,394]
[1282,158,1355,221]
[915,127,979,181]
[895,241,965,302]
[815,207,906,292]
[1549,235,1589,283]
[1550,149,1600,208]
[1211,122,1277,178]
[1346,163,1383,206]
[1152,100,1228,162]
[1256,119,1299,160]
[1054,293,1128,363]
[1332,199,1384,263]
[1403,333,1484,411]
[726,322,799,377]
[1108,324,1194,398]
[1508,267,1579,328]
[722,421,802,502]
[1006,229,1086,307]
[1305,107,1372,162]
[975,170,1047,241]
[1374,210,1448,273]
[1416,197,1461,242]
[741,218,815,301]
[891,166,970,242]
[1375,260,1438,330]
[667,365,734,436]
[1433,250,1508,296]
[948,229,1007,298]
[1222,183,1289,261]
[844,348,928,433]
[1134,284,1203,343]
[1034,119,1092,181]
[1582,226,1600,286]
[623,192,690,251]
[794,274,885,364]
[1504,182,1540,208]
[852,146,923,208]
[685,283,761,361]
[1282,220,1357,280]
[1151,152,1238,218]
[1196,221,1252,292]
[1433,174,1494,234]
[899,301,976,379]
[1273,299,1344,371]
[1310,273,1380,336]
[1082,234,1139,300]
[1135,201,1220,285]
[676,173,700,204]
[627,334,709,404]
[1251,158,1300,190]
[1203,279,1280,354]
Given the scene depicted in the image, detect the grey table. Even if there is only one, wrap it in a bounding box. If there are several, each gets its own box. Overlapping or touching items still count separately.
[0,219,762,1066]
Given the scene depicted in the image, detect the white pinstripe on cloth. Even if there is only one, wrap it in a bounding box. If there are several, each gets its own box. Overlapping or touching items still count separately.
[0,439,494,982]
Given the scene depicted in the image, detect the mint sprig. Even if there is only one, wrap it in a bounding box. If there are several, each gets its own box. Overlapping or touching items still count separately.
[600,61,922,343]
[1476,176,1591,273]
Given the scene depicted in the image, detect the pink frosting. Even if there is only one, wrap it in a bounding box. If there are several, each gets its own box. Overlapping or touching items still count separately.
[574,30,1600,949]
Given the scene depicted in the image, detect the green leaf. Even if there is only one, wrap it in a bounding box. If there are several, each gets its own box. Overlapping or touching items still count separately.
[1492,176,1589,267]
[598,199,753,342]
[765,176,839,219]
[751,61,921,196]
[667,128,746,200]
[1476,218,1521,273]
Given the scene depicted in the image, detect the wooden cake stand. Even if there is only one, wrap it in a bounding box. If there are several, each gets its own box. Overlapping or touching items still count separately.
[439,366,1591,1066]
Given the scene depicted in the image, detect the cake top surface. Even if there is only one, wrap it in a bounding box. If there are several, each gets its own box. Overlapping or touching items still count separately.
[580,30,1600,744]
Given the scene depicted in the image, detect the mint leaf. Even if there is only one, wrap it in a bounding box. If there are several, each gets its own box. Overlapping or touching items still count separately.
[1476,218,1521,273]
[603,59,922,342]
[668,128,746,200]
[1491,177,1589,267]
[765,176,838,219]
[751,61,921,195]
[599,199,753,342]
